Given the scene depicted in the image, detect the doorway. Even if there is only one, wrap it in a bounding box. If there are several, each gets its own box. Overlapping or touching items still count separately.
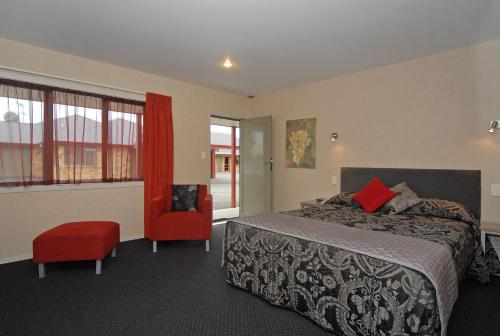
[210,116,240,220]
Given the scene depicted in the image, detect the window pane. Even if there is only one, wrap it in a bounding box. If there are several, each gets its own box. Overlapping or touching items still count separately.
[0,84,44,185]
[84,147,97,166]
[64,145,97,166]
[53,91,102,183]
[108,101,143,181]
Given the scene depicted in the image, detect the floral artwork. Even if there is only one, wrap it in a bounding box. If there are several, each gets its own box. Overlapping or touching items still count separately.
[285,118,316,168]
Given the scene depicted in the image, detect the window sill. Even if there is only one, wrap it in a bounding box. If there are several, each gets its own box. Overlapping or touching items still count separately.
[0,181,144,194]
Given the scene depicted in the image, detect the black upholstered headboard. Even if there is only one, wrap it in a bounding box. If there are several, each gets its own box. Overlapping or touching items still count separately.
[340,167,481,219]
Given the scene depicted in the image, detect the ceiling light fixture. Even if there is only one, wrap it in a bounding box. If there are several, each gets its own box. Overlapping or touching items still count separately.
[223,58,233,69]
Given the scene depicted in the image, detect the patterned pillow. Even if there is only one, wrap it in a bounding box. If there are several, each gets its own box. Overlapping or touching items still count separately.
[381,182,420,214]
[325,192,361,208]
[171,185,199,212]
[403,198,478,226]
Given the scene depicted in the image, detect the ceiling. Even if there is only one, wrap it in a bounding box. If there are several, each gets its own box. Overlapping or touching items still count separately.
[0,0,499,96]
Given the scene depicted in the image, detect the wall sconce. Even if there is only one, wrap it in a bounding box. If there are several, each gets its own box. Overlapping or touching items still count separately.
[489,120,499,133]
[331,132,338,142]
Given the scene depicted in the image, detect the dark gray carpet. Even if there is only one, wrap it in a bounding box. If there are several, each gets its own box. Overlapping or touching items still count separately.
[1,224,499,336]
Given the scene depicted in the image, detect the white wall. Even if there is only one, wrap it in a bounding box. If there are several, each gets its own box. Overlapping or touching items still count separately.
[252,39,500,223]
[0,37,251,262]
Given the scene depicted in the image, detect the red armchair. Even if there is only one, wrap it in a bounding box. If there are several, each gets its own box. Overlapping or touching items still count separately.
[148,184,212,253]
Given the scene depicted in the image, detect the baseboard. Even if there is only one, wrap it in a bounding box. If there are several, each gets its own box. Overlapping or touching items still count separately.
[121,234,144,242]
[0,234,145,265]
[0,254,33,265]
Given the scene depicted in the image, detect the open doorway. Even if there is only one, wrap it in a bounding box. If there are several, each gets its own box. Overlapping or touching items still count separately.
[210,116,240,221]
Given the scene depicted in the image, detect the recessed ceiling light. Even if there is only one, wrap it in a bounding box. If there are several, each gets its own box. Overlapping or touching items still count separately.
[223,58,233,69]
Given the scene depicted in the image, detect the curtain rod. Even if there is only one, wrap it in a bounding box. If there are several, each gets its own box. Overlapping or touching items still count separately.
[0,65,146,97]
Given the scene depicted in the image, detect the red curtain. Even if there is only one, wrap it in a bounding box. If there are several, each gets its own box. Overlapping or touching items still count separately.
[144,92,173,238]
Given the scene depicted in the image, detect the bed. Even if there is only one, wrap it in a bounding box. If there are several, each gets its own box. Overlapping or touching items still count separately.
[222,167,488,336]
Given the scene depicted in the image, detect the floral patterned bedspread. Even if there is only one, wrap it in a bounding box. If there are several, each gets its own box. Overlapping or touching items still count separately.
[285,204,479,283]
[223,203,490,336]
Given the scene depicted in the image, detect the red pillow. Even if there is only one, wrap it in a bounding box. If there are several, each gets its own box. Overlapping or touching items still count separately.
[352,177,397,213]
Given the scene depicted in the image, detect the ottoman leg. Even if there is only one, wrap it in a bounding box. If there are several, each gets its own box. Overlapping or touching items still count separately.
[111,247,116,257]
[206,240,210,252]
[153,240,157,253]
[38,263,46,278]
[96,260,102,275]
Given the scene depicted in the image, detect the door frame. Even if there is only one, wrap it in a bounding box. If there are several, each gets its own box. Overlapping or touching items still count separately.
[210,115,241,214]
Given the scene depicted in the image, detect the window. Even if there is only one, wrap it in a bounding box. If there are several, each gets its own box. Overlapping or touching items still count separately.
[64,146,97,166]
[84,148,97,166]
[107,101,144,181]
[0,84,45,186]
[53,91,103,183]
[0,79,145,186]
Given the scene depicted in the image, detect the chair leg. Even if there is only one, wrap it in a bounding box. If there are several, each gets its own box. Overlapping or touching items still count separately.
[153,240,157,253]
[38,263,46,278]
[206,240,210,252]
[111,247,117,257]
[96,260,102,275]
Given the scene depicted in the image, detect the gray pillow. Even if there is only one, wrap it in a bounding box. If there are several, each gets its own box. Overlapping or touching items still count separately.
[381,182,420,214]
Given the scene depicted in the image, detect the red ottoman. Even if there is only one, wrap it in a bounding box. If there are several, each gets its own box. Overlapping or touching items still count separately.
[33,221,120,278]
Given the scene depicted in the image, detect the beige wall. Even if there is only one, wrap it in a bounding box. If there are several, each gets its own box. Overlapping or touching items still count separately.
[2,36,500,262]
[252,39,500,222]
[0,37,251,262]
[0,185,144,262]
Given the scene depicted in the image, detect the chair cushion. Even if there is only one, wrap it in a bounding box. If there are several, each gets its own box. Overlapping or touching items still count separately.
[158,211,204,224]
[155,212,208,240]
[172,184,200,211]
